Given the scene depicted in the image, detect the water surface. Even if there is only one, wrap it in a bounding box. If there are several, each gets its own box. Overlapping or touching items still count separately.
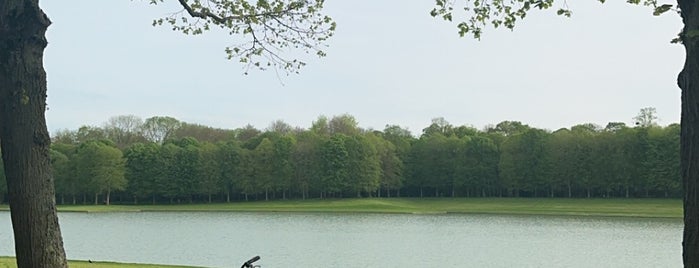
[0,211,682,267]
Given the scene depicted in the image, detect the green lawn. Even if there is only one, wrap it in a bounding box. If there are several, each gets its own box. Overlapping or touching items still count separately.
[1,198,680,218]
[0,257,200,268]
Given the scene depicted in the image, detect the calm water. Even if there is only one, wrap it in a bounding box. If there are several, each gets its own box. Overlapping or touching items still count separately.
[0,211,682,267]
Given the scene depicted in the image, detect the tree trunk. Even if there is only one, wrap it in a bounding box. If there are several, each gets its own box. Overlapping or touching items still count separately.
[0,2,68,267]
[105,190,111,206]
[680,1,699,265]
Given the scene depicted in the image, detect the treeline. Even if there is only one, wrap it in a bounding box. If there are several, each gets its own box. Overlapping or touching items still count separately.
[0,109,680,205]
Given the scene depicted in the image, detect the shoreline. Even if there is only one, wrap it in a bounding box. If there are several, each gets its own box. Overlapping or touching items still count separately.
[0,257,201,268]
[0,198,681,218]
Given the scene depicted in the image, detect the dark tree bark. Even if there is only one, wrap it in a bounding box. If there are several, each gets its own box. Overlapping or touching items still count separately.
[681,0,699,266]
[0,1,68,267]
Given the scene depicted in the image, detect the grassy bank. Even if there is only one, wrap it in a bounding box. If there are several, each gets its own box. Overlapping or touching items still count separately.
[0,198,679,218]
[0,257,199,268]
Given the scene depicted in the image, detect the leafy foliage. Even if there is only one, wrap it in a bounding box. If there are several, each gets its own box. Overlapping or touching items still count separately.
[50,110,681,203]
[150,0,336,74]
[430,0,676,39]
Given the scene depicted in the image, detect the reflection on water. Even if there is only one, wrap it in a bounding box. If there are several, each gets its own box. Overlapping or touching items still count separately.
[0,211,682,267]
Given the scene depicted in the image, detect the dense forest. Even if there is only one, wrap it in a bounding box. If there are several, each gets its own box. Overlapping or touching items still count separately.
[0,108,680,205]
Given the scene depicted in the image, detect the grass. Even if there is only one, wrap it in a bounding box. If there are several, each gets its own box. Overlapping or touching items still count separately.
[0,257,200,268]
[0,198,680,218]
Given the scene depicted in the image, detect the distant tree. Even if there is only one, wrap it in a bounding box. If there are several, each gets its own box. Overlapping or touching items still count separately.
[546,129,576,197]
[422,117,454,137]
[218,141,244,202]
[381,125,414,196]
[267,119,294,135]
[320,134,350,197]
[487,121,529,137]
[52,129,79,144]
[344,135,381,197]
[124,143,163,204]
[76,125,107,143]
[292,131,325,199]
[235,124,262,143]
[49,149,71,204]
[158,143,182,202]
[103,115,146,148]
[453,125,479,138]
[329,114,361,136]
[645,125,681,197]
[634,107,659,128]
[368,133,404,197]
[172,123,235,143]
[253,138,276,200]
[499,128,549,197]
[569,126,598,198]
[170,137,203,203]
[50,143,81,204]
[199,142,223,203]
[74,141,127,205]
[237,149,257,201]
[141,116,182,144]
[310,115,331,136]
[604,122,628,133]
[461,136,499,197]
[272,135,296,199]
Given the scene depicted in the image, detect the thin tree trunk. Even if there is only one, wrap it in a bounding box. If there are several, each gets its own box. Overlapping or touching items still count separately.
[106,190,111,206]
[0,2,68,266]
[625,186,630,198]
[680,1,699,265]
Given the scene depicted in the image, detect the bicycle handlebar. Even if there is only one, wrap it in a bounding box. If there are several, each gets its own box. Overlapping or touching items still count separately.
[240,256,261,268]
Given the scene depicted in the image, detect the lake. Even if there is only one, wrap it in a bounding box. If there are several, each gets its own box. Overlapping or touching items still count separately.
[0,211,683,267]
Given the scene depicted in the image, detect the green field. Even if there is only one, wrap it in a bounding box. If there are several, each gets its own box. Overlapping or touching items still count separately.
[1,198,681,218]
[0,257,199,268]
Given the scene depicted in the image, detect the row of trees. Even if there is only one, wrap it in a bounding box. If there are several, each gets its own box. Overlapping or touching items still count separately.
[0,110,679,205]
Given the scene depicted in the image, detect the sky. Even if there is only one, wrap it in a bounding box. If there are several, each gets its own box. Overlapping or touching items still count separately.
[40,0,685,136]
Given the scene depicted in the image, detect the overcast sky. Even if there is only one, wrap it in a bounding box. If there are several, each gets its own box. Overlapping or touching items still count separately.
[40,1,684,136]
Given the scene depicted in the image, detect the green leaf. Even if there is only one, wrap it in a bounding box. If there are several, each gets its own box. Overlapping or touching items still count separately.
[652,4,673,16]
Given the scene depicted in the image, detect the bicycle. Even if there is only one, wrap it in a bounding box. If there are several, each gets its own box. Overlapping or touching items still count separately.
[240,256,261,268]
